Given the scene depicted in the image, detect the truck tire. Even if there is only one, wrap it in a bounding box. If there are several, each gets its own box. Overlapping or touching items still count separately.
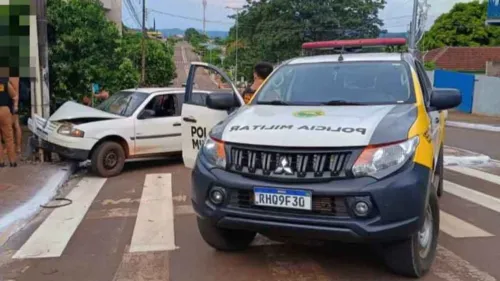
[382,192,440,278]
[91,141,126,178]
[197,217,256,251]
[436,146,444,197]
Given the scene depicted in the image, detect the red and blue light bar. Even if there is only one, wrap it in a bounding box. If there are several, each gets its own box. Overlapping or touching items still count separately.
[302,38,407,50]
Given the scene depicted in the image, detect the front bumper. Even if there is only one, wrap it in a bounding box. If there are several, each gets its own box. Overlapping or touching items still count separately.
[30,136,90,161]
[191,156,431,243]
[28,117,94,161]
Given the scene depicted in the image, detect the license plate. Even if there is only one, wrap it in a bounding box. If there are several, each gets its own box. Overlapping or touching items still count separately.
[253,187,312,211]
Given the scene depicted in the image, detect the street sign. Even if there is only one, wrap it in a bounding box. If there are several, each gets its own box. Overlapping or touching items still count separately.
[486,0,500,25]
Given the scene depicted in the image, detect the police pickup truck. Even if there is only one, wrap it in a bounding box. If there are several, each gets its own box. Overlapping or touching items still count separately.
[179,39,461,278]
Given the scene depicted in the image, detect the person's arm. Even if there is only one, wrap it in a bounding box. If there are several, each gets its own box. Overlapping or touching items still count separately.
[8,77,19,112]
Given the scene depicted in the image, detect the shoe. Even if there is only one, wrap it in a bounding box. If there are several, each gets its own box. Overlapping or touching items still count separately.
[10,162,17,168]
[0,163,5,168]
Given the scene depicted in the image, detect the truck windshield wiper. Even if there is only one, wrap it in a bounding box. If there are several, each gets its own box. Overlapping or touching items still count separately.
[257,100,290,105]
[322,100,364,105]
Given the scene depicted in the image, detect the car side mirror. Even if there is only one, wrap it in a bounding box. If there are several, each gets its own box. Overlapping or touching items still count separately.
[206,93,239,110]
[429,88,462,111]
[138,109,156,119]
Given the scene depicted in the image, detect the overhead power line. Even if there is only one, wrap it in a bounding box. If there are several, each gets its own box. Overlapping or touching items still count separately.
[149,9,422,30]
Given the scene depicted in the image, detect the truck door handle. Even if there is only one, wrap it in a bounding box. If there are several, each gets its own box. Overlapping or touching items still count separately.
[183,116,197,123]
[173,122,181,127]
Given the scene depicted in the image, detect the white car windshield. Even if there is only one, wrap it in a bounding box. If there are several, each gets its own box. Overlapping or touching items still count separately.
[96,91,149,117]
[254,61,413,105]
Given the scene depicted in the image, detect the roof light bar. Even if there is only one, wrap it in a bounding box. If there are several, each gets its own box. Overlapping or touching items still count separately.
[302,38,407,50]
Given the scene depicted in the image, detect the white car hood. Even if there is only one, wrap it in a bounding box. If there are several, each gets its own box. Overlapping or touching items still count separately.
[216,104,416,147]
[49,101,123,122]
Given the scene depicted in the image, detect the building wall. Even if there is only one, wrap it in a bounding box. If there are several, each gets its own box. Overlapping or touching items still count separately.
[471,74,500,116]
[100,0,122,34]
[428,70,500,117]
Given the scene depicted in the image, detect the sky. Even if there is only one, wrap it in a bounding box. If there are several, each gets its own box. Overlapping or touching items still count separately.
[122,0,475,33]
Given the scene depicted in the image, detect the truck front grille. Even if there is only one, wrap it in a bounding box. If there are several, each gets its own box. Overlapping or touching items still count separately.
[227,144,355,181]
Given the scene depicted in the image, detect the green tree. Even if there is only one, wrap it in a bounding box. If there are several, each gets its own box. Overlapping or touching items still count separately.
[223,0,386,81]
[48,0,124,104]
[47,0,176,108]
[120,32,176,87]
[420,0,500,50]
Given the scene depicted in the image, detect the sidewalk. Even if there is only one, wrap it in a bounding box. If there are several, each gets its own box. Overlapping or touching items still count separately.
[0,126,76,245]
[446,110,500,132]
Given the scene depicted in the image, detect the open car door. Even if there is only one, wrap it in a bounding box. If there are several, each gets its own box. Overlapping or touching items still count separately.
[181,62,244,169]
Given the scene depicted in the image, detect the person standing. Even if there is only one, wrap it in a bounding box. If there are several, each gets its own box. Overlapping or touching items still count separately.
[0,68,19,167]
[241,62,274,104]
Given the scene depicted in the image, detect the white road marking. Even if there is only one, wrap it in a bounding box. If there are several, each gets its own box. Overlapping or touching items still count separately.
[444,180,500,214]
[129,173,177,252]
[434,245,496,281]
[112,248,169,281]
[12,177,107,259]
[440,211,493,238]
[174,205,195,216]
[181,46,187,63]
[446,165,500,185]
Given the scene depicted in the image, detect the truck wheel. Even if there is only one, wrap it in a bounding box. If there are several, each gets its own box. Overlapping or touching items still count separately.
[436,146,444,197]
[197,217,256,251]
[382,192,440,278]
[91,141,126,178]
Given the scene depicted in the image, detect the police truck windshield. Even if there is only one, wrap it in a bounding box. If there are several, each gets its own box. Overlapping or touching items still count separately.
[254,61,414,106]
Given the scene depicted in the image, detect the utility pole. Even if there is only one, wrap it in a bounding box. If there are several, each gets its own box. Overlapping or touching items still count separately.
[35,0,50,118]
[141,0,146,85]
[409,0,419,56]
[226,6,242,82]
[203,0,207,35]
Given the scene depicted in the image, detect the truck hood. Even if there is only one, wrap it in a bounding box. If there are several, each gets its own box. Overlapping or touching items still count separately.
[213,104,418,147]
[49,101,123,122]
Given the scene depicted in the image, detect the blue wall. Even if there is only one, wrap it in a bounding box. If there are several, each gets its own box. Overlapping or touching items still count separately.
[433,70,475,113]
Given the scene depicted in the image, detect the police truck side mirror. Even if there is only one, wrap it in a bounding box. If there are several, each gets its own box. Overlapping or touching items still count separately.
[429,88,462,111]
[206,93,239,110]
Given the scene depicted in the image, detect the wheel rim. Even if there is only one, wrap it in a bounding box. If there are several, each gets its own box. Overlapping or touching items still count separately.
[418,205,433,259]
[103,150,118,169]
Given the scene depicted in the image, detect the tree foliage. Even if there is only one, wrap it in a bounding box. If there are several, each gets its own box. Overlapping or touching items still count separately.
[47,0,175,109]
[223,0,386,81]
[184,28,209,50]
[420,0,500,50]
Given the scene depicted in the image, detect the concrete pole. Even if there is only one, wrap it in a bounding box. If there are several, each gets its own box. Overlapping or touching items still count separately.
[141,0,146,85]
[409,0,419,55]
[36,0,51,118]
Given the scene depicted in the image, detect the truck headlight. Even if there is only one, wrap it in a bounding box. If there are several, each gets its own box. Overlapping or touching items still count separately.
[352,136,419,179]
[202,137,226,168]
[57,124,85,138]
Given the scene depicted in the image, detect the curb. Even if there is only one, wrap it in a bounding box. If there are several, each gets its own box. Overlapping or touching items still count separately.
[0,162,77,246]
[446,121,500,133]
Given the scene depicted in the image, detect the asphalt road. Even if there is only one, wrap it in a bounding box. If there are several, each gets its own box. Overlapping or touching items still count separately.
[1,44,500,281]
[172,41,221,90]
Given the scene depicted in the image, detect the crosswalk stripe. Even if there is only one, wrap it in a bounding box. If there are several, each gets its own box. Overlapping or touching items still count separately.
[12,177,107,259]
[446,165,500,185]
[129,173,177,253]
[439,211,493,238]
[444,180,500,213]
